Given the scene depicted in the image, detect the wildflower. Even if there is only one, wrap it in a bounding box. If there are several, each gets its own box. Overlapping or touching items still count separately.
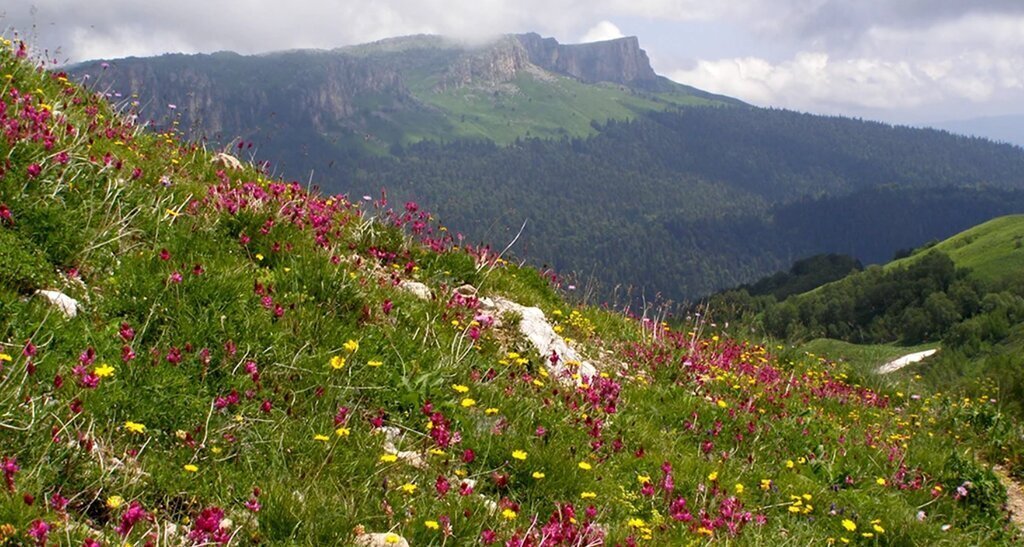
[425,520,440,530]
[1,456,18,491]
[707,471,718,481]
[94,363,115,378]
[368,360,383,367]
[401,483,417,494]
[842,519,857,532]
[107,495,125,509]
[735,483,745,494]
[786,460,795,469]
[452,384,470,393]
[485,407,500,415]
[876,477,887,486]
[760,479,772,491]
[502,508,517,520]
[580,491,597,499]
[27,520,49,544]
[335,427,351,437]
[124,421,146,434]
[0,353,11,362]
[329,355,346,369]
[184,464,199,473]
[533,471,545,479]
[717,399,728,408]
[344,339,359,352]
[380,454,398,463]
[385,533,402,543]
[314,434,330,442]
[461,398,476,407]
[512,450,528,461]
[578,461,592,470]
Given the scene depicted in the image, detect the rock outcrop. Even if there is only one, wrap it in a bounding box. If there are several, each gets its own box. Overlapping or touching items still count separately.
[515,33,658,86]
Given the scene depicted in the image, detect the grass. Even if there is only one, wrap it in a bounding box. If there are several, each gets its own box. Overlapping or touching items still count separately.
[1,36,1023,546]
[887,215,1024,288]
[800,338,939,376]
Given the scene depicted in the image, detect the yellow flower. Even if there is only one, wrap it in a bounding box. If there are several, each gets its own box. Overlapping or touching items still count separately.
[512,450,528,461]
[254,253,263,261]
[344,339,359,352]
[842,519,857,532]
[502,509,517,520]
[735,483,745,494]
[424,521,440,530]
[380,454,398,463]
[788,505,801,513]
[367,360,383,367]
[314,434,330,442]
[0,353,12,362]
[452,384,470,393]
[460,398,476,407]
[580,491,596,499]
[876,477,887,486]
[707,471,718,481]
[485,407,500,415]
[106,495,125,509]
[717,399,728,409]
[400,483,417,494]
[329,355,346,369]
[637,475,651,484]
[578,461,592,470]
[124,421,146,434]
[94,363,115,378]
[628,518,646,528]
[760,479,772,491]
[183,464,199,473]
[335,427,351,437]
[786,460,795,469]
[532,471,545,479]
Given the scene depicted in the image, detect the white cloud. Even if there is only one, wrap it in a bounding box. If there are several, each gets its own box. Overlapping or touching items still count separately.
[580,21,625,43]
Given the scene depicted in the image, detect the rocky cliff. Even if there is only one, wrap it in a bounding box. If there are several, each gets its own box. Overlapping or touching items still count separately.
[515,33,658,85]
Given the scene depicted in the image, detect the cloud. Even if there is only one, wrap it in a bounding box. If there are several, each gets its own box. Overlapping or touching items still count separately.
[668,11,1024,120]
[580,21,625,43]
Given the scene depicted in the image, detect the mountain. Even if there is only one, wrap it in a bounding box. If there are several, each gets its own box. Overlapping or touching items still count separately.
[927,114,1024,148]
[68,34,1024,303]
[69,33,734,155]
[4,37,1024,546]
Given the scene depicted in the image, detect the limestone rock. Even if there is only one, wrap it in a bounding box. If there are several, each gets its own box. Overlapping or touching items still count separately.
[35,289,79,318]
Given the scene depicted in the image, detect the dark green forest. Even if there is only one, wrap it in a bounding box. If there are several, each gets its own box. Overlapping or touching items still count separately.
[347,108,1024,301]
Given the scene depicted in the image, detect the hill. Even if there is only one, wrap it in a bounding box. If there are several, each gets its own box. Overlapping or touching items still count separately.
[887,215,1024,288]
[67,35,1024,301]
[4,36,1024,545]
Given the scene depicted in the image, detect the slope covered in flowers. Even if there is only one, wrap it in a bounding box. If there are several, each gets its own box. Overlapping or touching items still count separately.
[0,39,1020,545]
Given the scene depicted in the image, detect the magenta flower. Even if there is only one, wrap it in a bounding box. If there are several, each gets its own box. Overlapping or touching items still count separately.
[2,456,19,491]
[26,163,42,178]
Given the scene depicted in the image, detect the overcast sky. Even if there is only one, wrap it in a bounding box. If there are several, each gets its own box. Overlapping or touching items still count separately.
[4,1,1023,125]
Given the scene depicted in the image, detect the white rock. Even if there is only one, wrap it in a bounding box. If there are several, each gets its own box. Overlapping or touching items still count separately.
[480,296,597,385]
[399,280,432,300]
[354,532,410,547]
[877,349,938,374]
[211,152,244,170]
[35,289,79,318]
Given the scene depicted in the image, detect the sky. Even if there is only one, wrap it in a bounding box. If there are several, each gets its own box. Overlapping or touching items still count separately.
[4,1,1024,127]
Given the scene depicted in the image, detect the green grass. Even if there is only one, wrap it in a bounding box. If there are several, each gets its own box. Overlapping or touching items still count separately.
[888,215,1024,287]
[2,36,1023,546]
[800,338,938,376]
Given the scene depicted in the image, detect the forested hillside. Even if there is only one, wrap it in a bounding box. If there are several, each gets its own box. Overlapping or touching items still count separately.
[350,110,1024,300]
[70,36,1024,302]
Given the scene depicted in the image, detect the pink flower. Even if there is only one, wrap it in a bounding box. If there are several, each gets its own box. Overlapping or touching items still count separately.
[27,519,50,545]
[27,163,42,178]
[2,456,19,491]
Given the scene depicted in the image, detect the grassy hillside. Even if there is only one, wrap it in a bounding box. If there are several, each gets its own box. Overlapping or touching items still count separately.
[3,37,1024,545]
[887,215,1024,288]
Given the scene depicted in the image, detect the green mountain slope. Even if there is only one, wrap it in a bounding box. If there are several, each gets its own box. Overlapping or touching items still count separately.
[887,215,1024,287]
[5,36,1024,545]
[68,37,1024,302]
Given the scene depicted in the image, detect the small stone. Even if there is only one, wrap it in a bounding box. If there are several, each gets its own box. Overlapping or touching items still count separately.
[35,290,79,318]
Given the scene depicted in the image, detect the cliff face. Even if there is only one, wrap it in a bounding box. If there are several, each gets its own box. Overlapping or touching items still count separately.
[72,51,410,139]
[514,33,658,85]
